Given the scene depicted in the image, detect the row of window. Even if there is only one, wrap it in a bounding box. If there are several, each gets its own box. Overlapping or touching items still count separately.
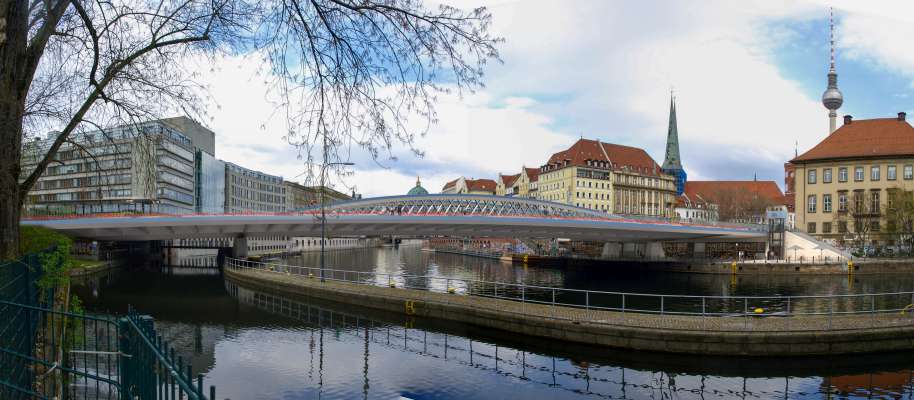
[615,174,671,189]
[43,158,132,176]
[807,190,880,213]
[34,189,132,202]
[230,174,286,194]
[575,202,612,212]
[576,191,610,200]
[807,165,914,184]
[576,168,611,180]
[228,199,285,212]
[293,238,360,247]
[807,220,879,234]
[35,174,132,190]
[230,186,286,204]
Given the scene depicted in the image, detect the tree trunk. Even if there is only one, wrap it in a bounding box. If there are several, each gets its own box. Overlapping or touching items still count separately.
[0,100,25,261]
[1,0,32,260]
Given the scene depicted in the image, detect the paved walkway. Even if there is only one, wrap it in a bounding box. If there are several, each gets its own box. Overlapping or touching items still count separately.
[229,267,914,333]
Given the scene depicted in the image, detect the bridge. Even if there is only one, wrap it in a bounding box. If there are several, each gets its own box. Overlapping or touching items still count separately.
[22,194,767,243]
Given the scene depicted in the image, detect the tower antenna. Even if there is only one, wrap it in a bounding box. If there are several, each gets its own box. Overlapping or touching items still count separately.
[829,7,836,73]
[821,6,843,134]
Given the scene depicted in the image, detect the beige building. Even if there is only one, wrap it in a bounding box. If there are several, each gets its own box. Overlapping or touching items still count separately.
[537,138,676,216]
[789,113,914,246]
[495,173,520,196]
[495,167,539,198]
[516,167,539,199]
[284,181,351,210]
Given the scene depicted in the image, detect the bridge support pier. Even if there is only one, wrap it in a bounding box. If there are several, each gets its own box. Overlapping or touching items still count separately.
[232,236,249,259]
[693,242,706,259]
[621,243,639,258]
[601,243,622,259]
[645,242,666,259]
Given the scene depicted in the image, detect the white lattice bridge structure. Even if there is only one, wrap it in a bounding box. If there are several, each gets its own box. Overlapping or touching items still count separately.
[22,194,768,242]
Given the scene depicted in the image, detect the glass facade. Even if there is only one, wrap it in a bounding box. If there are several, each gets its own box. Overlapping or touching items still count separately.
[196,150,226,213]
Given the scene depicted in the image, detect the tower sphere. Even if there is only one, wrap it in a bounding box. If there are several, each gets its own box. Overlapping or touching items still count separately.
[822,82,843,111]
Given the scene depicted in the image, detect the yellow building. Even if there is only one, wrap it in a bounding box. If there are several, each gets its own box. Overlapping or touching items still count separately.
[537,138,676,216]
[789,113,914,246]
[515,167,540,199]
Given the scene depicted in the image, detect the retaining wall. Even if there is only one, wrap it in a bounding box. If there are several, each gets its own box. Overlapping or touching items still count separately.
[225,268,914,357]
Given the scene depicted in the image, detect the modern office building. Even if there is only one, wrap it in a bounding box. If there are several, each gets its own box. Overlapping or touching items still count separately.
[224,163,286,213]
[195,150,225,213]
[21,118,214,215]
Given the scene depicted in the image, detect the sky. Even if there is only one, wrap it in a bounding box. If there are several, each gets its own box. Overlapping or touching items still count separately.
[196,0,914,197]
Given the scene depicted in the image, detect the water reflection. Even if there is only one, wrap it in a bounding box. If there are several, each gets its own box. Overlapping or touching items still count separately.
[287,245,914,298]
[223,279,914,399]
[71,248,914,399]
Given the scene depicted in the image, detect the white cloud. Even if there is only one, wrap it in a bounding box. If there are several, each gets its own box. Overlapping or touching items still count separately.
[192,0,913,196]
[839,6,914,79]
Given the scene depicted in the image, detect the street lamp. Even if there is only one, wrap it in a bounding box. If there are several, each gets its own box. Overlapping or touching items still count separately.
[318,161,354,282]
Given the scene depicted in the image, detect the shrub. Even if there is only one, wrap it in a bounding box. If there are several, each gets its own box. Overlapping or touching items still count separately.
[19,226,74,290]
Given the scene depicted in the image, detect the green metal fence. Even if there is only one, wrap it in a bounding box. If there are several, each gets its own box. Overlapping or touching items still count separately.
[0,249,217,399]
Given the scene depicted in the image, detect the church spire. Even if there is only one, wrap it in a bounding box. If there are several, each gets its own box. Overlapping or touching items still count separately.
[661,92,687,195]
[662,94,682,171]
[822,7,844,134]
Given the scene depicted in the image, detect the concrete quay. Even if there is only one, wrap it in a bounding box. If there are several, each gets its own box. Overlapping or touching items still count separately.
[225,267,914,357]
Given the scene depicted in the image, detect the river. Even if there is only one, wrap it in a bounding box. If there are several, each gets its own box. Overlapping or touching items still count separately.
[72,244,914,399]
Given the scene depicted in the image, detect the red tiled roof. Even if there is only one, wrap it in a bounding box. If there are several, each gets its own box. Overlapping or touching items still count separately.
[442,178,459,191]
[524,167,540,182]
[684,181,786,205]
[499,173,520,187]
[466,178,496,193]
[676,192,712,208]
[544,138,662,176]
[792,117,914,162]
[783,192,795,212]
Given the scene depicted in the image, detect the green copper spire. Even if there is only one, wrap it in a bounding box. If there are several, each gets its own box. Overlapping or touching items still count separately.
[662,96,681,171]
[662,94,687,195]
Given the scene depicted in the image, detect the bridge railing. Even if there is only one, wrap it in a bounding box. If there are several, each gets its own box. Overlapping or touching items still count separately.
[21,209,768,235]
[227,257,914,331]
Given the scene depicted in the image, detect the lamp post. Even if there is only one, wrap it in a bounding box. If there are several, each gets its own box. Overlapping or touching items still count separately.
[318,161,354,282]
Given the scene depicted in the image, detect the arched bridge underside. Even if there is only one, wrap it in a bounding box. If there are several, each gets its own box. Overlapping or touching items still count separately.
[23,194,767,242]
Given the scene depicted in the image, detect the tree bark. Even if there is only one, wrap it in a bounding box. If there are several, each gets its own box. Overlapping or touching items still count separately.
[0,99,25,261]
[0,0,30,260]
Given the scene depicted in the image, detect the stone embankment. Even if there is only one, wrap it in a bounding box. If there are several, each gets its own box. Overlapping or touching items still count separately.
[225,267,914,357]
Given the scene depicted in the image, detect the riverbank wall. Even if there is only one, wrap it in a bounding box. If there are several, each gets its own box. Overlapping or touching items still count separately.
[225,267,914,357]
[434,250,914,274]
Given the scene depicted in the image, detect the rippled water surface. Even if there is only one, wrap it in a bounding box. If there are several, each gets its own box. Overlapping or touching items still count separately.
[73,246,914,399]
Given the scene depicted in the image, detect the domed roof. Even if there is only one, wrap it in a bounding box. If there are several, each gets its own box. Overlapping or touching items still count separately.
[407,176,428,196]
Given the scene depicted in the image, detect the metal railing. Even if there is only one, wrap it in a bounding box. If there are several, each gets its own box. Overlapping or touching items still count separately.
[1,249,218,399]
[21,196,769,233]
[228,257,914,331]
